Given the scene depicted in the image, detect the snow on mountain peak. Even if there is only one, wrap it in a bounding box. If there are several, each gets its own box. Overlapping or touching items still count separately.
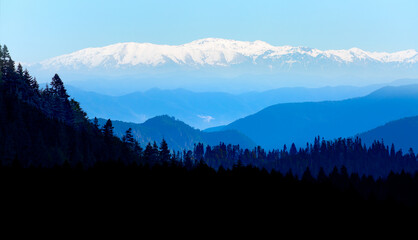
[39,38,418,70]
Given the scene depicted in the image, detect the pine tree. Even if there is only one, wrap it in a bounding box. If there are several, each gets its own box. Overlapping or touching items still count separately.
[159,139,170,162]
[16,63,23,78]
[31,77,39,92]
[0,47,3,87]
[51,74,69,99]
[102,119,114,137]
[69,98,87,125]
[122,128,134,144]
[133,141,143,159]
[23,69,38,93]
[22,69,30,86]
[143,143,153,163]
[152,141,160,162]
[1,45,15,79]
[93,117,100,130]
[290,143,297,156]
[0,45,3,77]
[184,150,193,170]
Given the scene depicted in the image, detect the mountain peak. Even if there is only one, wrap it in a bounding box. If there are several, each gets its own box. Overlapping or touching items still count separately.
[34,38,418,80]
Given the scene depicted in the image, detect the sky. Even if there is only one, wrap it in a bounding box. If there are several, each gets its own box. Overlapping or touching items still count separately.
[1,0,418,63]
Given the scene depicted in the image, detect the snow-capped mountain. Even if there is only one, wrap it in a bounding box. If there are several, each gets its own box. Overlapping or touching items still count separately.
[39,38,418,70]
[28,38,418,94]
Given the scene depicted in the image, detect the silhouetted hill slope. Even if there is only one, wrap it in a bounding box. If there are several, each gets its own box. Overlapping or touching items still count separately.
[0,44,141,167]
[97,115,255,150]
[357,116,418,153]
[68,85,379,129]
[0,84,140,168]
[217,85,418,149]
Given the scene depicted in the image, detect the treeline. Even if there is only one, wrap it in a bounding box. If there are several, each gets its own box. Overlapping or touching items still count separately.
[199,137,418,178]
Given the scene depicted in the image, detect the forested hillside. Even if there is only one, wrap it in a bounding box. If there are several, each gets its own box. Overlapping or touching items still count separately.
[96,116,255,150]
[0,45,140,167]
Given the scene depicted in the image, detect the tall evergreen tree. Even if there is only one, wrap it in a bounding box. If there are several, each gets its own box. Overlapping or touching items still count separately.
[1,45,15,79]
[159,139,170,162]
[23,69,39,93]
[143,143,153,163]
[51,74,69,99]
[133,141,143,159]
[152,141,160,162]
[93,117,100,130]
[122,128,134,144]
[16,63,23,78]
[102,119,114,137]
[69,98,87,125]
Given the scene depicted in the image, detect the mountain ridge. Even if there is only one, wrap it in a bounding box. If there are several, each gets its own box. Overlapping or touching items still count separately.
[67,84,382,129]
[97,115,256,151]
[38,38,418,70]
[213,84,418,149]
[26,38,418,94]
[357,116,418,153]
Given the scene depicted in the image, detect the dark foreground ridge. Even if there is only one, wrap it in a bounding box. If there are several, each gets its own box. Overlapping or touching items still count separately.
[1,161,417,212]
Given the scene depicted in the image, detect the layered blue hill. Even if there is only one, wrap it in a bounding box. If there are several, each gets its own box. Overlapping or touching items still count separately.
[68,85,379,129]
[357,116,418,153]
[97,115,255,151]
[213,85,418,149]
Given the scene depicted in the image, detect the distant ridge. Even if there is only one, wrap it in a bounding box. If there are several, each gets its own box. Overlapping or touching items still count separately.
[214,85,418,149]
[67,84,381,129]
[357,116,418,152]
[97,115,256,150]
[39,38,418,69]
[26,38,418,93]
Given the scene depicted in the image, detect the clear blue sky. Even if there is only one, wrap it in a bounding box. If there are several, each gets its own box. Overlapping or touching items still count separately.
[1,0,417,62]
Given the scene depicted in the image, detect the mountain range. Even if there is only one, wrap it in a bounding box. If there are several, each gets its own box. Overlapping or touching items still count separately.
[37,38,418,69]
[209,85,418,149]
[68,85,380,129]
[27,38,418,93]
[97,116,255,151]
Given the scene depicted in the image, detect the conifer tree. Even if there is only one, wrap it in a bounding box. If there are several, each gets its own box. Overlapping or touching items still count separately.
[31,77,39,92]
[16,63,23,78]
[69,98,87,125]
[143,143,153,163]
[184,150,193,170]
[23,69,38,92]
[122,128,135,144]
[1,45,15,79]
[93,117,100,130]
[290,143,297,156]
[102,119,114,137]
[51,74,69,99]
[159,139,170,162]
[133,141,143,159]
[152,141,160,162]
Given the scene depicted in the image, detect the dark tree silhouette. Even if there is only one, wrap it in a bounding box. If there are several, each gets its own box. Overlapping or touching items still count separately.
[102,119,114,137]
[51,74,69,99]
[159,139,170,162]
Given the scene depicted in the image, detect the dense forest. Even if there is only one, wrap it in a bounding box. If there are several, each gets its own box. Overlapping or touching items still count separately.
[1,44,418,209]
